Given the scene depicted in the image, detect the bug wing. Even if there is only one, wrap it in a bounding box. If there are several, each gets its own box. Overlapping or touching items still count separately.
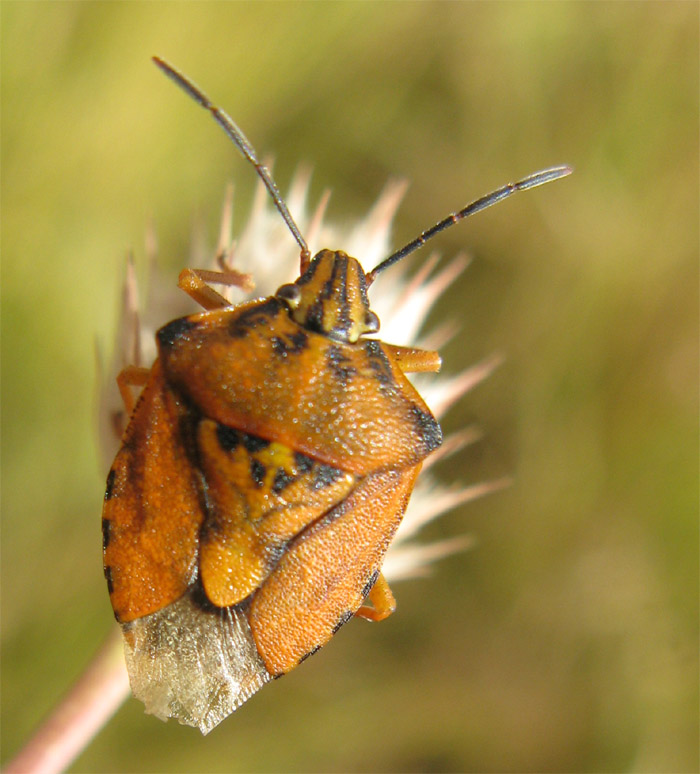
[248,463,422,675]
[123,591,272,734]
[157,299,441,476]
[102,363,204,623]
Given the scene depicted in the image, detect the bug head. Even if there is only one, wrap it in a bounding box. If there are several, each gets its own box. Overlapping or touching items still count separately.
[276,250,380,343]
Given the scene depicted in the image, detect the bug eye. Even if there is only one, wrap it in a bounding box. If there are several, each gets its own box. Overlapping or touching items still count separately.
[364,311,380,335]
[276,284,302,308]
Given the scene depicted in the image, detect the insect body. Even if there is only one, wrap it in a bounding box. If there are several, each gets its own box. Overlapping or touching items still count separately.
[102,57,571,733]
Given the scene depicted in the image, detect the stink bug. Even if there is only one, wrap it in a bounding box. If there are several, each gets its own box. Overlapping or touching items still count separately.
[102,56,571,734]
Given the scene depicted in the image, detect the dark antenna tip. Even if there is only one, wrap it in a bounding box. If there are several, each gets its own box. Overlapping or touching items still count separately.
[366,165,573,284]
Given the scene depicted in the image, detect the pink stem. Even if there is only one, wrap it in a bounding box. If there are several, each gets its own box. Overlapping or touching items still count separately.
[5,628,130,774]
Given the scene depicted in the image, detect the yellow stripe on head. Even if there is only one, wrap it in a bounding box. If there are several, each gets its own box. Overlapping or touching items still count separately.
[276,250,379,343]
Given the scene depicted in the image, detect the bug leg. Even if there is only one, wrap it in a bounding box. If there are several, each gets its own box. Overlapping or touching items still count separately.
[355,572,396,622]
[384,344,441,374]
[178,268,255,311]
[117,365,151,415]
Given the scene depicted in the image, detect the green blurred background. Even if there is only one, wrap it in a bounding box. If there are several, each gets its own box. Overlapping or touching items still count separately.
[2,3,697,772]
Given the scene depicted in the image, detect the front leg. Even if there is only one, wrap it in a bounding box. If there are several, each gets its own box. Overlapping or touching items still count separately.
[178,267,254,311]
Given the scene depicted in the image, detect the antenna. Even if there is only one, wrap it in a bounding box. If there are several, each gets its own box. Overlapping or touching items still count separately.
[152,57,311,269]
[366,165,572,284]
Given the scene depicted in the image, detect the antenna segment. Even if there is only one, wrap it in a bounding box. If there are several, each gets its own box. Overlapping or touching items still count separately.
[366,165,572,284]
[152,57,310,266]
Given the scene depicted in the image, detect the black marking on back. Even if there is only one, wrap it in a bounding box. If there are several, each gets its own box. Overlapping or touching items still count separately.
[272,467,296,494]
[228,298,281,339]
[326,344,357,386]
[216,424,241,453]
[157,316,199,348]
[102,518,111,551]
[104,565,114,594]
[270,330,309,356]
[104,468,116,501]
[312,463,345,490]
[410,405,442,453]
[294,451,315,475]
[331,609,354,635]
[241,431,270,453]
[250,459,266,488]
[216,424,270,457]
[365,340,395,388]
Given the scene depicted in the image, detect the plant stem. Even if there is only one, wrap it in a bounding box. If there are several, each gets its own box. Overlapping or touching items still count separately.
[5,628,130,774]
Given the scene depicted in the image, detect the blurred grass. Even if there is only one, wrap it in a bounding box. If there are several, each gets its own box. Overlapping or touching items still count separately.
[2,2,697,772]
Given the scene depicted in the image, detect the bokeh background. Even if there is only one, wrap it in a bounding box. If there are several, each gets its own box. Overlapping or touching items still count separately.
[2,3,697,772]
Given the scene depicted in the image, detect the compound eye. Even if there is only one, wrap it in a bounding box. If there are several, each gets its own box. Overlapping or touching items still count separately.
[364,311,380,335]
[276,283,302,308]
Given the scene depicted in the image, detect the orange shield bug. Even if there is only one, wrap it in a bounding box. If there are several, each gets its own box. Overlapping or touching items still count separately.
[102,56,571,733]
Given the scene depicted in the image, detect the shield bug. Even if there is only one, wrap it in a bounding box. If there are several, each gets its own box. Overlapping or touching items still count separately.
[102,56,571,734]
